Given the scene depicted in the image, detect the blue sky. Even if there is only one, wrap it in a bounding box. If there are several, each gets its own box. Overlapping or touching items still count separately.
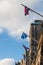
[0,28,29,63]
[0,0,43,65]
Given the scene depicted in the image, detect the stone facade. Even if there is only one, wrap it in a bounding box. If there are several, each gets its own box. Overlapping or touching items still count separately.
[35,35,43,65]
[29,20,43,65]
[15,20,43,65]
[15,59,26,65]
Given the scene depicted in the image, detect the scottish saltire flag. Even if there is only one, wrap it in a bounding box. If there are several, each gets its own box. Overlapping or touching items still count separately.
[21,32,37,43]
[21,32,28,39]
[23,44,36,54]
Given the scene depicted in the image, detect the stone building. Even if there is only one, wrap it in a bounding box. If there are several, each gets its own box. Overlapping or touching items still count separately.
[31,34,43,65]
[15,59,26,65]
[15,20,43,65]
[35,34,43,65]
[29,20,43,65]
[20,59,26,65]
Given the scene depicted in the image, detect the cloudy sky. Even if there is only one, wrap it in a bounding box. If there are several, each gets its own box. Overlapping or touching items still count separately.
[0,0,43,65]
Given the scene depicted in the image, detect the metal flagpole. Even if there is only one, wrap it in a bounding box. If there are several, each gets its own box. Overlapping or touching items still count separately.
[21,4,43,17]
[28,35,38,43]
[30,8,43,17]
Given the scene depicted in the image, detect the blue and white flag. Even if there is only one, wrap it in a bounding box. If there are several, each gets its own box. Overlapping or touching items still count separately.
[21,32,28,39]
[22,44,29,50]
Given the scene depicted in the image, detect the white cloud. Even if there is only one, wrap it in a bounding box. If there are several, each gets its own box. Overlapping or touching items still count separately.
[0,28,3,33]
[0,58,15,65]
[0,0,43,37]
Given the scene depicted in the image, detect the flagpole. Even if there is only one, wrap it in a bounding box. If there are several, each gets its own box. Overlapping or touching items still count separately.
[21,4,43,17]
[30,8,43,17]
[28,35,38,43]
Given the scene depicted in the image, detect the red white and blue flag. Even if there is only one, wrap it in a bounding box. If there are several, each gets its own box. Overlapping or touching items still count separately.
[24,7,30,16]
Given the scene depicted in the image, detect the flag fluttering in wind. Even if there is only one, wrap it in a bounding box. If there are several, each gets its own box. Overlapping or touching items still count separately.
[21,32,28,39]
[21,4,30,16]
[24,6,30,16]
[22,44,29,50]
[22,44,36,55]
[21,4,43,17]
[21,32,38,43]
